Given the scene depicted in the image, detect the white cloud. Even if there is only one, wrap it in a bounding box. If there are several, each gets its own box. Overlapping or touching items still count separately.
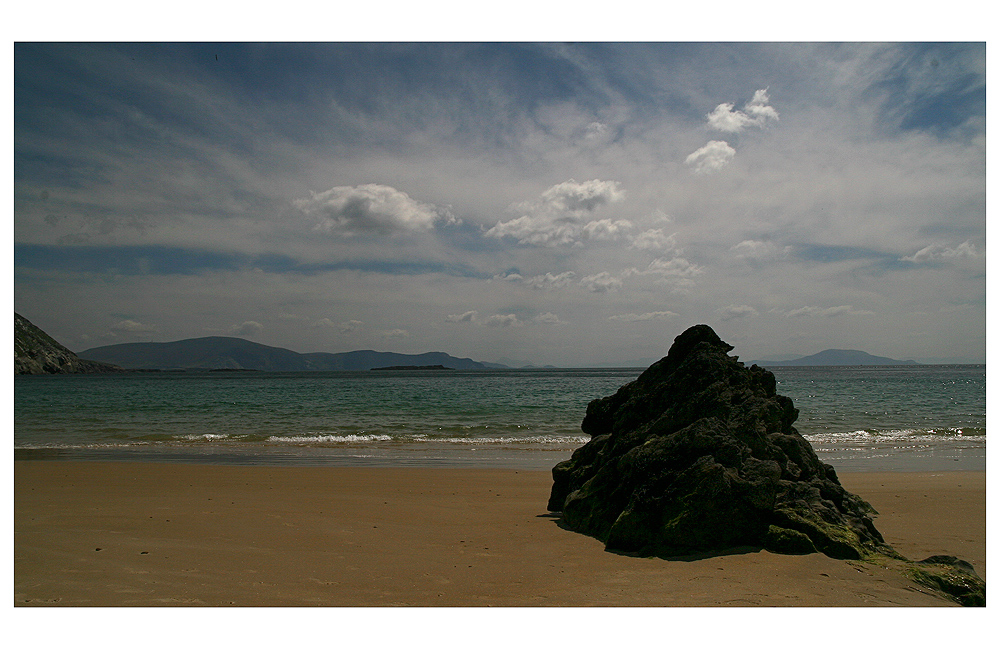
[379,328,410,338]
[719,304,759,321]
[311,318,337,328]
[524,271,577,290]
[293,184,457,236]
[685,140,736,174]
[580,271,624,293]
[643,257,704,279]
[339,319,364,333]
[686,89,777,177]
[484,179,626,246]
[706,88,779,133]
[609,311,678,322]
[112,319,159,333]
[229,321,264,336]
[900,240,978,263]
[582,218,634,241]
[484,314,522,328]
[584,121,608,140]
[745,89,780,123]
[446,310,478,323]
[784,305,873,318]
[630,228,677,251]
[650,209,672,224]
[535,312,564,325]
[537,179,625,213]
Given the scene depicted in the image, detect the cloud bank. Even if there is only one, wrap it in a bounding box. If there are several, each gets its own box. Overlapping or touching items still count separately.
[13,43,985,366]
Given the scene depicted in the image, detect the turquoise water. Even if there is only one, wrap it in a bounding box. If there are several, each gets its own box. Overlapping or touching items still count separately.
[14,365,986,471]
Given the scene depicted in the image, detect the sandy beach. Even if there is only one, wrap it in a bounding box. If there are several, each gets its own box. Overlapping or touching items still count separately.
[14,461,985,607]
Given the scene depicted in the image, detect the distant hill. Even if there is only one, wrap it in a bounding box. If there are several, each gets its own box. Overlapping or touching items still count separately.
[15,313,125,375]
[751,349,919,367]
[79,336,500,371]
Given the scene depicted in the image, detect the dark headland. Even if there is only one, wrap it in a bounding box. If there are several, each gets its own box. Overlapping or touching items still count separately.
[14,313,124,375]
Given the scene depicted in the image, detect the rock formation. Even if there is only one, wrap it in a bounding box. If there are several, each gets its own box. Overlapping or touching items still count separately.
[548,324,984,605]
[14,313,124,375]
[549,324,889,559]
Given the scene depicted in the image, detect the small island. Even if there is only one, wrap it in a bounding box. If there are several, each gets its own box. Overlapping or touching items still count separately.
[370,364,454,371]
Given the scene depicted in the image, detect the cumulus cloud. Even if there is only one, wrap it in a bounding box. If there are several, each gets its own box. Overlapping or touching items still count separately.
[539,179,625,212]
[446,310,478,323]
[484,179,626,246]
[630,228,677,251]
[719,304,759,321]
[609,311,678,322]
[900,241,978,263]
[379,328,410,338]
[685,140,736,174]
[582,218,634,241]
[535,312,564,325]
[706,89,779,133]
[229,321,264,336]
[293,184,457,236]
[484,314,523,328]
[686,89,777,175]
[524,271,576,290]
[338,319,364,333]
[783,305,873,318]
[580,271,624,293]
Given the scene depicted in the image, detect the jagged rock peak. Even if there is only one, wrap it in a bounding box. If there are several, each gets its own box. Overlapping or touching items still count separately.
[548,324,891,561]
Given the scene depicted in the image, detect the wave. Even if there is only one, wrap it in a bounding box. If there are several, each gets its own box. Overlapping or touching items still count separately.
[266,432,589,446]
[803,427,986,442]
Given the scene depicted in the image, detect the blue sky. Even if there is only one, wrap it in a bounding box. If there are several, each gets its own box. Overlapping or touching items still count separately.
[13,39,987,365]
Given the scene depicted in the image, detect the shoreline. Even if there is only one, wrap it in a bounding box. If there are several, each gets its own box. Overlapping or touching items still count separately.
[14,461,985,607]
[12,446,986,473]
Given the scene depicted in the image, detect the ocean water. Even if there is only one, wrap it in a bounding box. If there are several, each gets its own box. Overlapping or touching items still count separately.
[14,365,986,472]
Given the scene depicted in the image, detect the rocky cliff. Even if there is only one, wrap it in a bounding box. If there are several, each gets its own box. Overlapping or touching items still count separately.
[14,313,124,375]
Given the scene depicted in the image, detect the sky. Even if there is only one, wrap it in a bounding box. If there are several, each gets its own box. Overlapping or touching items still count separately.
[12,40,987,366]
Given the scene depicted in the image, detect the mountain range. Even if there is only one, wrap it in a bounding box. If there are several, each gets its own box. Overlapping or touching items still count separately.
[16,312,924,373]
[79,336,505,371]
[750,349,918,367]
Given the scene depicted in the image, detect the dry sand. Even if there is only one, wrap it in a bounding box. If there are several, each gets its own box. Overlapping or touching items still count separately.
[13,461,985,607]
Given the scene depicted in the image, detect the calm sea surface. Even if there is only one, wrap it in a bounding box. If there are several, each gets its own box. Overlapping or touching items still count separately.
[14,365,986,472]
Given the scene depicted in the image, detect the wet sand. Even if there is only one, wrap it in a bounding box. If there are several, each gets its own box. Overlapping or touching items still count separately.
[13,461,985,607]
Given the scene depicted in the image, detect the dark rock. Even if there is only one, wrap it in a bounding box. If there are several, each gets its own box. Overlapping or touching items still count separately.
[910,556,985,607]
[548,324,892,560]
[14,313,125,375]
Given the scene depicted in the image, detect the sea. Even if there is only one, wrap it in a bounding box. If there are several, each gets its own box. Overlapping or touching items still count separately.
[13,364,986,473]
